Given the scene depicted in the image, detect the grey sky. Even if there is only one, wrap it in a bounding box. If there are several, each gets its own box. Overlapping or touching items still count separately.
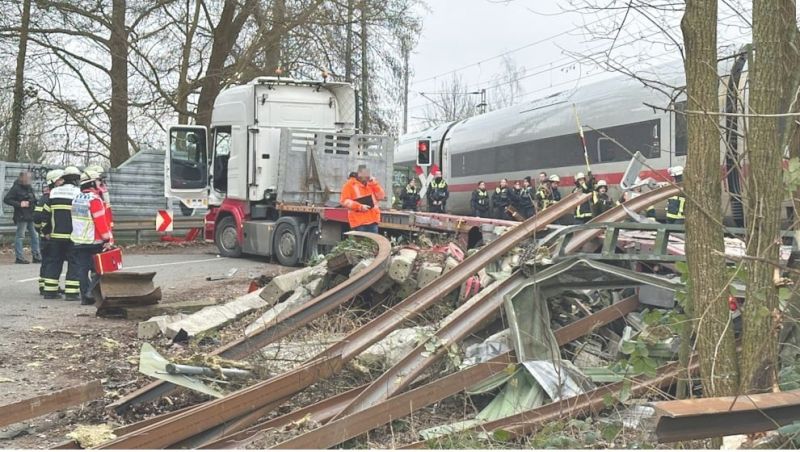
[405,0,754,132]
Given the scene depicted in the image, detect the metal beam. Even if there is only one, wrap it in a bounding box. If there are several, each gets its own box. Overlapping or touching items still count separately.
[553,295,640,344]
[107,231,391,413]
[273,355,514,449]
[0,380,103,428]
[98,356,342,449]
[652,390,800,443]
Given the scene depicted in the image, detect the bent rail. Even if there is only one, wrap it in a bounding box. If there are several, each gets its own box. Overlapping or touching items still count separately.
[107,231,391,414]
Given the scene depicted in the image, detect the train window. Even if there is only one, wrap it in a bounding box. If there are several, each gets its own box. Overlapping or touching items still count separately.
[674,100,688,156]
[451,119,661,177]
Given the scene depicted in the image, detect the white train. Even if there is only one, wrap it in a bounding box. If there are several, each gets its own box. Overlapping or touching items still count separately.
[395,56,751,225]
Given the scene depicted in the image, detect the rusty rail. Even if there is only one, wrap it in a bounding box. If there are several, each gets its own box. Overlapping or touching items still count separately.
[403,359,700,448]
[652,390,800,443]
[107,231,391,414]
[562,185,681,255]
[273,355,515,449]
[98,356,342,449]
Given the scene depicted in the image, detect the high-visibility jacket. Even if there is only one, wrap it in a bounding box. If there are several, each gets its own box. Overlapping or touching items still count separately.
[535,186,552,210]
[471,189,490,212]
[43,184,81,241]
[400,185,420,210]
[573,179,595,219]
[492,187,512,208]
[340,176,385,228]
[34,189,50,234]
[593,192,614,216]
[427,178,449,202]
[97,182,114,227]
[666,195,686,220]
[71,191,113,245]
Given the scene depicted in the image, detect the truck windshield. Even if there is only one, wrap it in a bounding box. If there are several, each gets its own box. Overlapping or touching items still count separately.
[170,129,208,190]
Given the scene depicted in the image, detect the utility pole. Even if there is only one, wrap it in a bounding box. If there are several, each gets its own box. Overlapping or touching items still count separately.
[477,89,487,115]
[360,0,369,133]
[402,38,410,134]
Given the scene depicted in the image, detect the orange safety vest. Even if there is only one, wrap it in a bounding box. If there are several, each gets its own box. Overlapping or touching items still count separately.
[340,177,386,228]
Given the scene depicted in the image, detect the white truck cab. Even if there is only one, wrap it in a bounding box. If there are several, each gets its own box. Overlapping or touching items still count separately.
[165,77,392,265]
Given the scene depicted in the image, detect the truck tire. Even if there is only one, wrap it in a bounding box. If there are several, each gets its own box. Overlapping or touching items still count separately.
[215,216,242,258]
[302,225,331,262]
[274,221,300,266]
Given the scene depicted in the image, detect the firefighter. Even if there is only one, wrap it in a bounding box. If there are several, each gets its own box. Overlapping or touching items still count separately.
[535,176,553,212]
[399,178,420,211]
[573,171,595,224]
[593,180,614,216]
[513,178,533,219]
[340,165,385,233]
[41,166,82,300]
[492,178,514,220]
[86,164,113,227]
[537,172,548,189]
[470,181,491,218]
[666,166,686,224]
[426,170,449,213]
[72,170,114,305]
[34,169,64,295]
[549,174,562,202]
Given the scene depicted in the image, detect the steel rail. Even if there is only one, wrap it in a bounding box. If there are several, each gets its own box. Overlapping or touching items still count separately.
[199,386,368,449]
[317,191,589,365]
[107,231,391,414]
[215,294,638,449]
[273,355,515,449]
[98,356,343,448]
[562,184,681,255]
[652,390,800,443]
[402,359,700,448]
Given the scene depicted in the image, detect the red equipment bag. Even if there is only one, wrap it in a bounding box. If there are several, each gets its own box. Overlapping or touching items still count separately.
[93,247,123,275]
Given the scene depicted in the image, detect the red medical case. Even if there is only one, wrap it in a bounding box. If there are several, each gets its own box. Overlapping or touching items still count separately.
[93,248,123,275]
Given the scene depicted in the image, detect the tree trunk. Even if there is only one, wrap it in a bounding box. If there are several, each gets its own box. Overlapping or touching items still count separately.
[402,38,409,134]
[195,0,252,127]
[740,0,797,394]
[265,0,285,74]
[7,0,32,162]
[345,0,354,81]
[177,0,201,125]
[681,0,740,398]
[359,0,369,133]
[108,0,129,167]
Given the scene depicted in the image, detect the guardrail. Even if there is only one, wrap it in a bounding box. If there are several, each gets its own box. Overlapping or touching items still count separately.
[0,216,204,244]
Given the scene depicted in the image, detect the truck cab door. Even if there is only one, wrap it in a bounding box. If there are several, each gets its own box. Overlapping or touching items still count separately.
[165,125,209,210]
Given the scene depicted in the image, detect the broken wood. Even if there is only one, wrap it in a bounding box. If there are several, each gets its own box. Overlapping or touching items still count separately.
[0,380,103,428]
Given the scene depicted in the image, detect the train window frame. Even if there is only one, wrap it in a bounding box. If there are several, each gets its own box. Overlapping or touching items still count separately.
[674,100,688,157]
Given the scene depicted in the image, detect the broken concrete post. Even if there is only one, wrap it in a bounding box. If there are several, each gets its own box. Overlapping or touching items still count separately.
[417,263,443,289]
[245,287,312,336]
[304,278,325,297]
[137,314,188,339]
[165,291,267,341]
[396,277,418,300]
[388,249,418,283]
[370,274,395,295]
[350,258,374,277]
[444,256,459,273]
[260,267,314,305]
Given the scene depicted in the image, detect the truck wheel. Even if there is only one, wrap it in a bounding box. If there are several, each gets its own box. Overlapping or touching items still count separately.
[215,216,242,258]
[303,225,331,262]
[274,222,300,266]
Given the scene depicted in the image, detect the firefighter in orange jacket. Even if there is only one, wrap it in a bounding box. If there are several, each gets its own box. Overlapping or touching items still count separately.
[340,165,385,234]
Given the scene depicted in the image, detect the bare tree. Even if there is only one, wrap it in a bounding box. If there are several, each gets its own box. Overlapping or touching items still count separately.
[7,0,31,162]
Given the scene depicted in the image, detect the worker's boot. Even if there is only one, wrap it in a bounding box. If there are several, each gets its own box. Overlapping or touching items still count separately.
[43,292,62,300]
[65,294,80,301]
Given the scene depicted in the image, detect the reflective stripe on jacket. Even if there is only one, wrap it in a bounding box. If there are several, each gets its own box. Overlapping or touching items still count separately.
[44,184,80,240]
[340,177,385,228]
[666,195,686,219]
[71,191,113,245]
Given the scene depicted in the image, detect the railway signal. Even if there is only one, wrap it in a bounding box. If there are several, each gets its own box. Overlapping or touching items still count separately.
[417,139,431,166]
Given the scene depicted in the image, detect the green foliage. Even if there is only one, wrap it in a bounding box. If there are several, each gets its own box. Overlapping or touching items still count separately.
[601,423,622,443]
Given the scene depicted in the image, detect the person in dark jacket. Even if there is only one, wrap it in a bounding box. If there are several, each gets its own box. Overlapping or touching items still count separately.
[517,178,535,219]
[492,178,515,220]
[4,171,40,264]
[34,169,64,295]
[592,180,615,217]
[426,171,449,213]
[470,181,491,217]
[400,178,421,211]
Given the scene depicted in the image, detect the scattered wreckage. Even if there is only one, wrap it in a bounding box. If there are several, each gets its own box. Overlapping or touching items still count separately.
[9,179,800,449]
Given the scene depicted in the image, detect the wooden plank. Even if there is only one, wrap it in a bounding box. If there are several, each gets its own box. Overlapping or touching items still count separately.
[0,380,103,428]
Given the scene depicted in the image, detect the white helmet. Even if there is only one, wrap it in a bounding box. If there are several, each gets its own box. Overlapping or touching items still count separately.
[575,172,585,180]
[63,166,81,176]
[80,169,101,184]
[596,179,608,188]
[86,164,105,176]
[669,166,684,177]
[549,174,560,182]
[46,169,64,184]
